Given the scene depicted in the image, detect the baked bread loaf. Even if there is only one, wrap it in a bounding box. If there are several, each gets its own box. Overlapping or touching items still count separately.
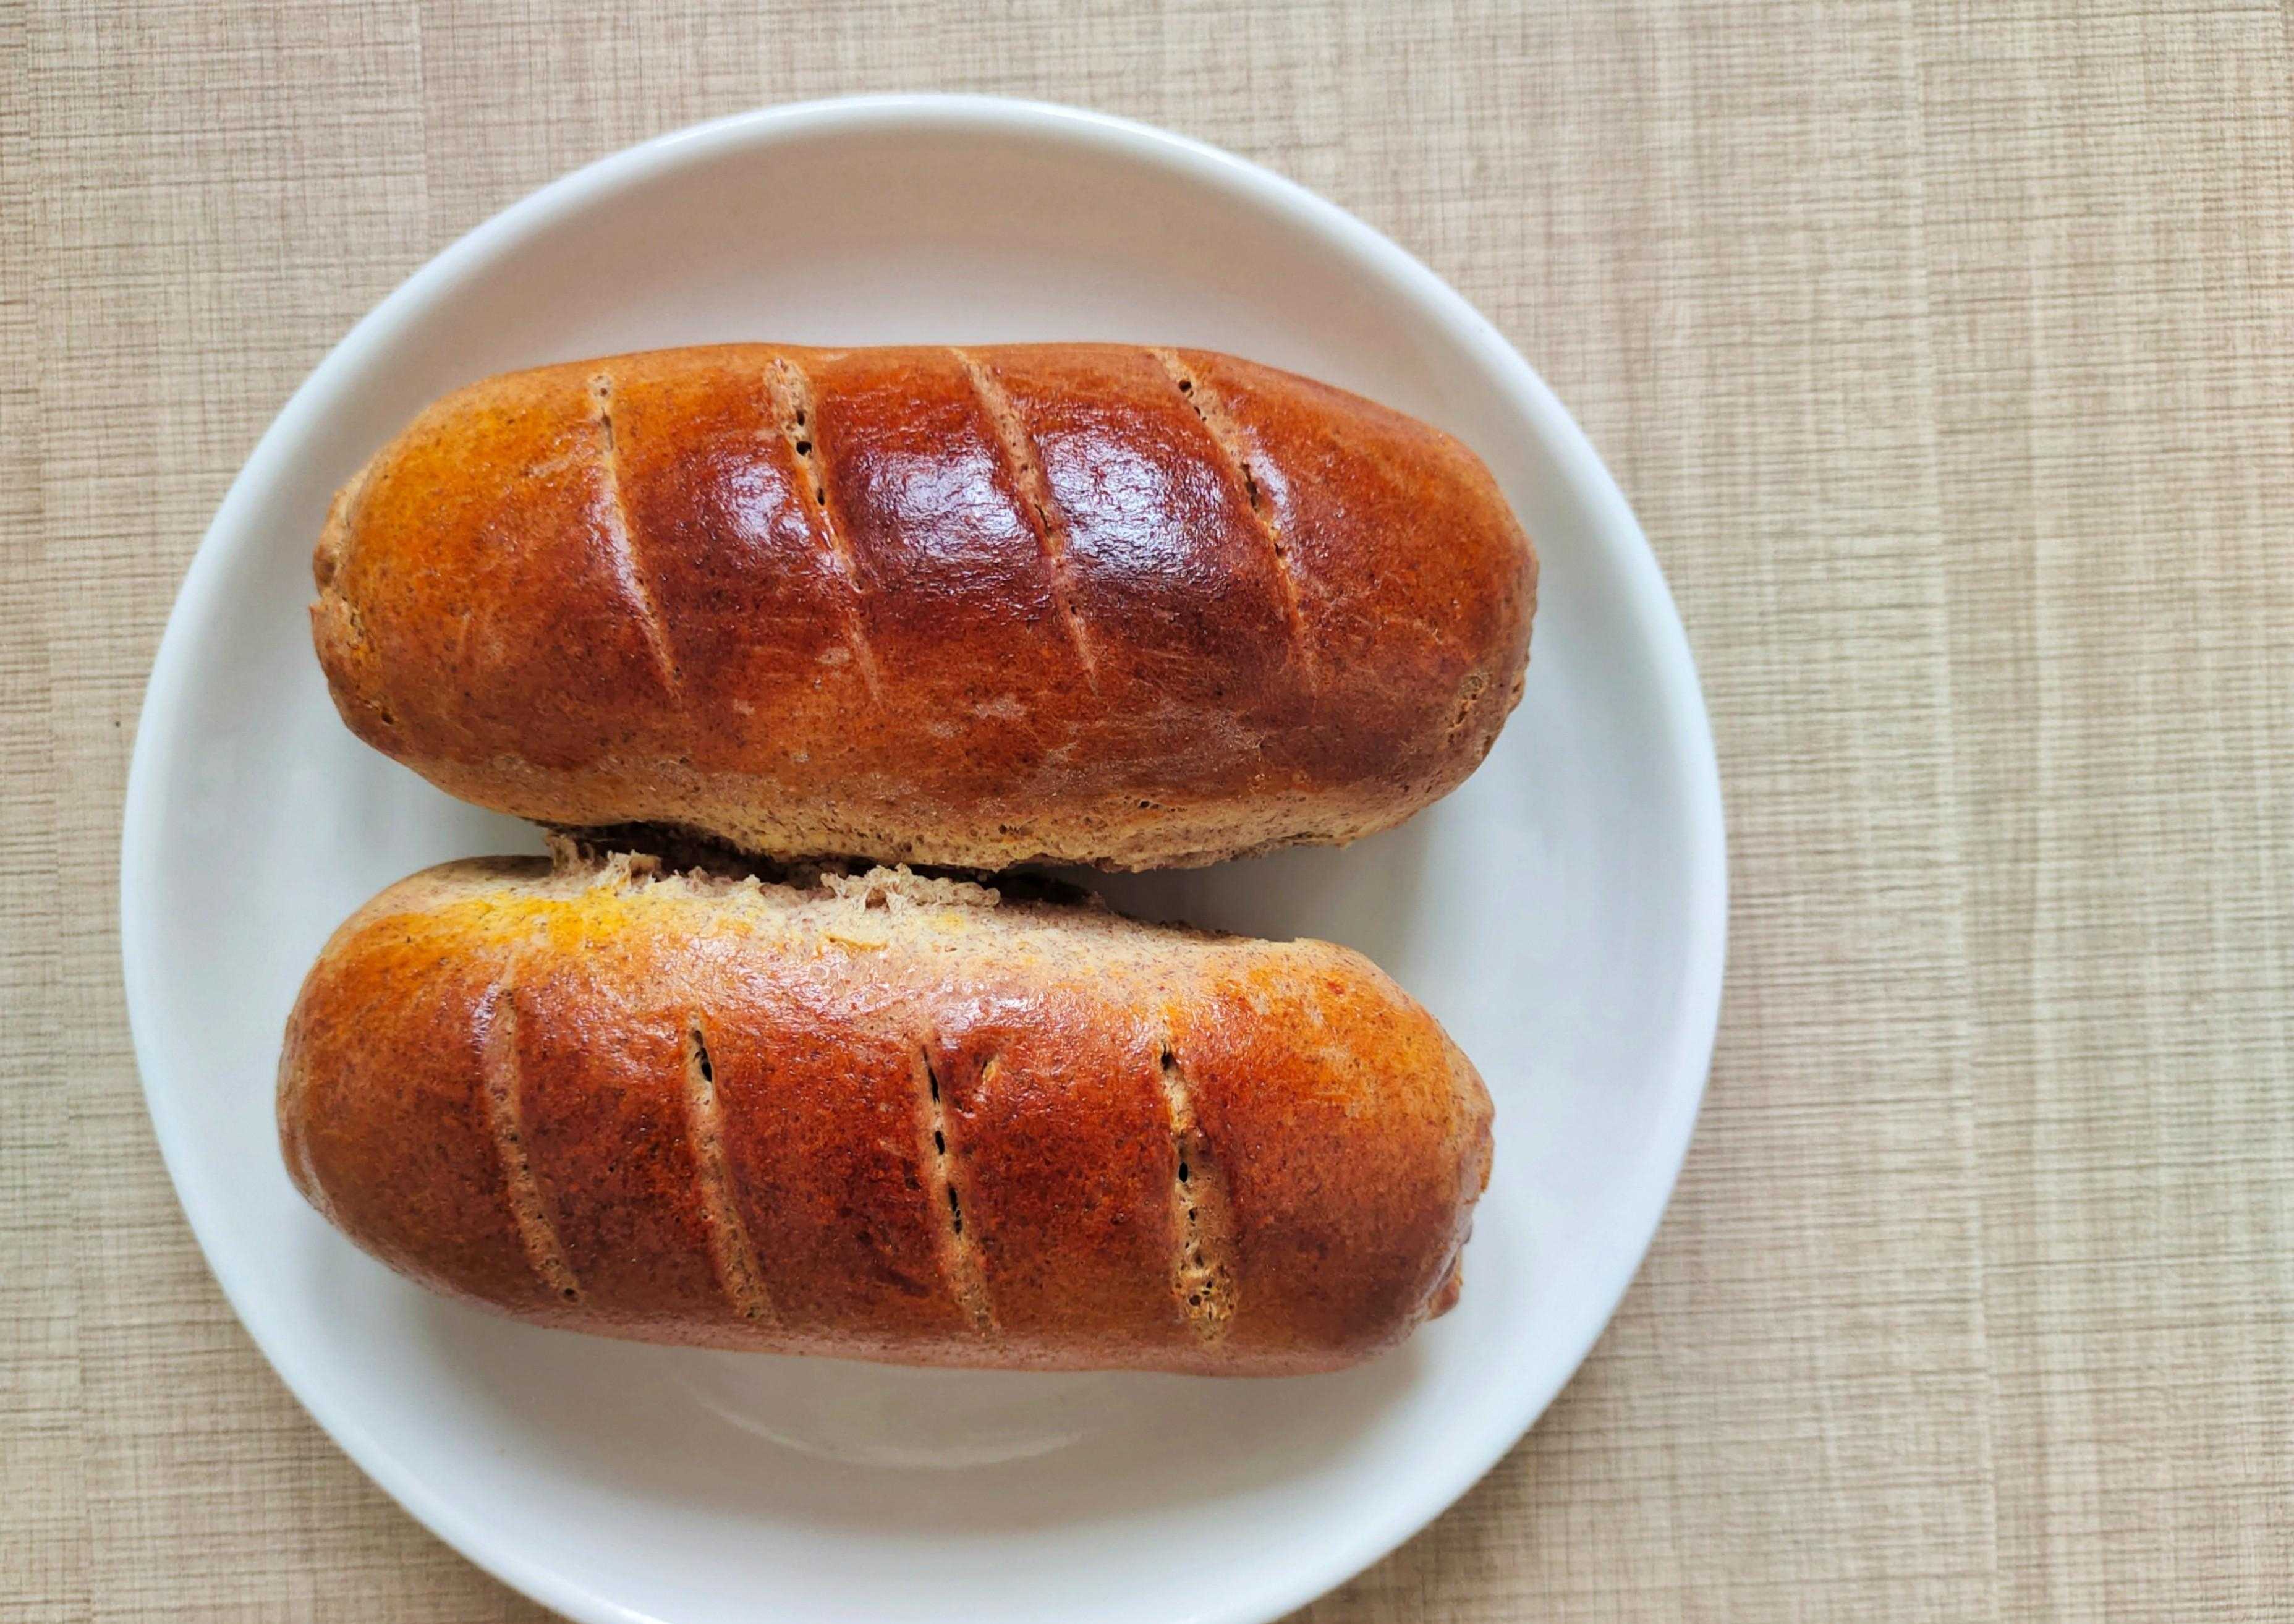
[312,343,1534,870]
[278,849,1495,1374]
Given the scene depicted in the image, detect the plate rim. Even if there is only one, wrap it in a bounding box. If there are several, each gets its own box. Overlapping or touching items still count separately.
[119,91,1727,1624]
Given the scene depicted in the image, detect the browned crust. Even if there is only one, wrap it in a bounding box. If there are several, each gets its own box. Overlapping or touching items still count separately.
[278,854,1495,1374]
[312,343,1536,870]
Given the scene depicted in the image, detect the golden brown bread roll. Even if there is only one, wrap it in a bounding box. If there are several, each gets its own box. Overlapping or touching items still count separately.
[312,343,1535,870]
[278,850,1495,1374]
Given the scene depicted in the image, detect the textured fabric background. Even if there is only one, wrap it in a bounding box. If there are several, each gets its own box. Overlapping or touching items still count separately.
[8,3,2292,1618]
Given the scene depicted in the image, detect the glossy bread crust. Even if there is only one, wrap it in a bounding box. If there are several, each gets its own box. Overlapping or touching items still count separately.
[278,854,1495,1374]
[313,344,1536,870]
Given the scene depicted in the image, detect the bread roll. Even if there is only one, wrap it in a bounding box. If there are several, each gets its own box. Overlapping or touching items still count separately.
[312,344,1534,870]
[278,850,1494,1374]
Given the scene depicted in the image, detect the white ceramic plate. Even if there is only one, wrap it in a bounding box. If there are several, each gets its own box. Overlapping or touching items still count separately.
[121,96,1723,1624]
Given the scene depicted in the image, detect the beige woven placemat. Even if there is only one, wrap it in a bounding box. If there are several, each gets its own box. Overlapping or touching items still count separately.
[9,3,2291,1618]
